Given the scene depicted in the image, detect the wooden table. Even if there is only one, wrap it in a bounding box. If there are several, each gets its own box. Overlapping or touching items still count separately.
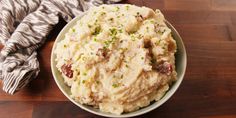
[0,0,236,118]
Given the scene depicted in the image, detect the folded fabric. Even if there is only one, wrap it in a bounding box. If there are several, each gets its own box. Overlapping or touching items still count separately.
[0,0,122,94]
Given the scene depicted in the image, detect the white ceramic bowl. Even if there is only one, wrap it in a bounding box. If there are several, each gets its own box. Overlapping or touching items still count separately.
[51,7,187,117]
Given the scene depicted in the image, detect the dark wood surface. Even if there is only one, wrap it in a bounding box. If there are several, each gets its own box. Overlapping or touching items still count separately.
[1,0,236,118]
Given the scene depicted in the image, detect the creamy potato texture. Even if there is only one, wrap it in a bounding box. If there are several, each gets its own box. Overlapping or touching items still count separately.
[54,4,177,114]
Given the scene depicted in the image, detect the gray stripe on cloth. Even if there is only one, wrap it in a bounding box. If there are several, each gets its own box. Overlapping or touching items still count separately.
[2,52,39,94]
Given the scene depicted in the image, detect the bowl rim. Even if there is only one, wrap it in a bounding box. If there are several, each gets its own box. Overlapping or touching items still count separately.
[51,6,187,118]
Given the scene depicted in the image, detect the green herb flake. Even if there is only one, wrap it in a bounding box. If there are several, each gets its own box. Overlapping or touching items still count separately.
[103,46,107,49]
[125,64,129,68]
[121,74,123,79]
[115,6,120,12]
[112,75,116,79]
[82,80,86,84]
[125,5,129,10]
[63,45,67,48]
[121,48,128,52]
[101,12,106,16]
[112,83,119,88]
[92,26,101,35]
[88,24,92,28]
[155,40,161,46]
[138,34,143,38]
[109,28,117,36]
[130,34,135,41]
[162,46,166,50]
[72,28,76,32]
[111,36,117,43]
[82,56,86,61]
[141,57,144,60]
[104,39,114,48]
[83,72,87,76]
[93,37,97,42]
[161,29,166,34]
[146,26,149,32]
[104,40,110,46]
[150,20,155,24]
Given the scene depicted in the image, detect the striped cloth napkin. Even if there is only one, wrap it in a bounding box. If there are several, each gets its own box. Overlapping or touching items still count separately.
[0,0,122,94]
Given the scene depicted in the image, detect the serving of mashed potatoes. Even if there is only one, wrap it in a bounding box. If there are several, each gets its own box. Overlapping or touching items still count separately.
[54,4,177,115]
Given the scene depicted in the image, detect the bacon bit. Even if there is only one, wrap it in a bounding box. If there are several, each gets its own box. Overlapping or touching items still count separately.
[168,39,176,52]
[144,40,151,49]
[96,48,108,58]
[61,64,73,78]
[154,62,173,75]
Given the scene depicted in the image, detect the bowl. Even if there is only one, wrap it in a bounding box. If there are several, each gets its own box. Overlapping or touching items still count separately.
[51,7,187,117]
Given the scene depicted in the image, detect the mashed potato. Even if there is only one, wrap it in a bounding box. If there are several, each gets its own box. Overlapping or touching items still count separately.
[54,4,177,115]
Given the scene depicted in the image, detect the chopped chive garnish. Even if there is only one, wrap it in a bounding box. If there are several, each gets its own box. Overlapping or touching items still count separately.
[88,24,92,28]
[101,12,106,15]
[93,37,97,42]
[115,6,120,12]
[155,40,161,45]
[125,64,129,68]
[92,26,101,35]
[131,34,135,41]
[109,28,117,36]
[146,27,149,32]
[125,5,129,10]
[82,80,86,84]
[150,20,155,24]
[112,83,119,88]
